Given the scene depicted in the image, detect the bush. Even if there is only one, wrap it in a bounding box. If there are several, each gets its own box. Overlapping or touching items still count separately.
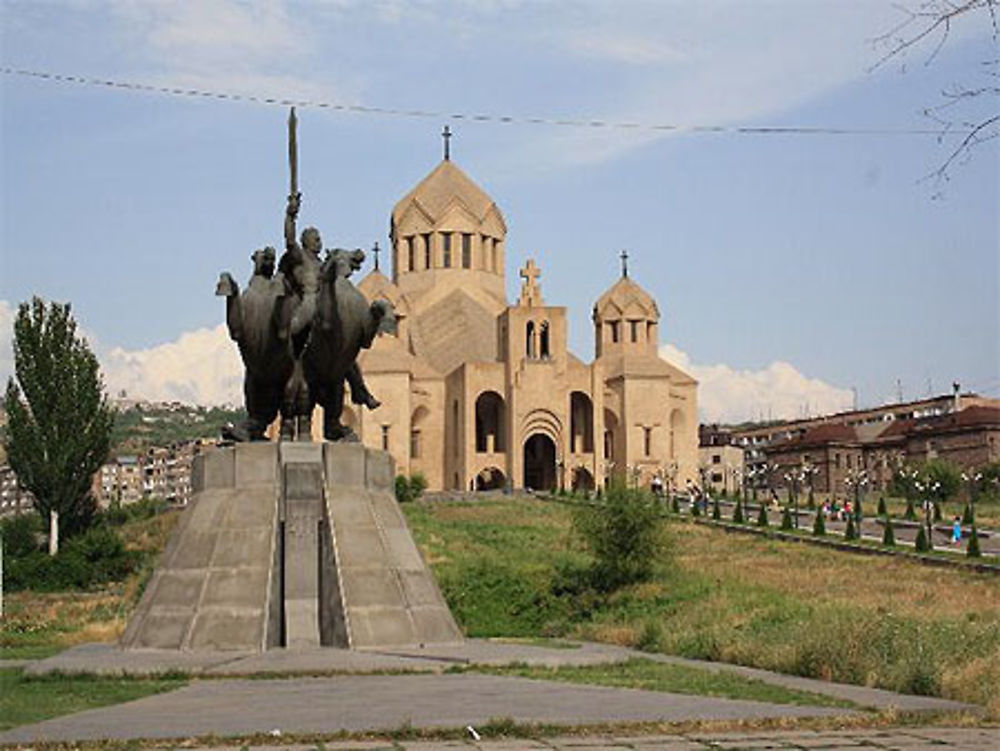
[780,506,794,531]
[904,497,917,521]
[877,496,887,516]
[732,499,744,524]
[671,494,680,514]
[757,504,769,528]
[3,525,141,592]
[854,497,863,523]
[967,526,981,558]
[962,503,974,526]
[691,499,701,517]
[882,517,896,546]
[813,509,826,536]
[1,513,44,557]
[573,481,668,592]
[394,473,428,504]
[844,514,858,541]
[712,497,721,521]
[915,525,931,552]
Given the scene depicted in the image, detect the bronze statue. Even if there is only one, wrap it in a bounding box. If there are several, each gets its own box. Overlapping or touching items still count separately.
[217,108,390,442]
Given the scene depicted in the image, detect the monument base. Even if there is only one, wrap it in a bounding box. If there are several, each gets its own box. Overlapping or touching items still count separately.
[121,442,462,651]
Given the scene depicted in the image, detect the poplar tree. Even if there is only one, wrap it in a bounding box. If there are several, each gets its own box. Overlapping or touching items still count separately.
[3,298,113,553]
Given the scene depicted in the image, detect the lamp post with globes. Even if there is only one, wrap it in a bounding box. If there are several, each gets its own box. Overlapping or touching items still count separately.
[960,471,982,523]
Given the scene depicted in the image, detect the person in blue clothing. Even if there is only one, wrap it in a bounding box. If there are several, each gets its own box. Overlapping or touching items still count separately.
[952,516,963,545]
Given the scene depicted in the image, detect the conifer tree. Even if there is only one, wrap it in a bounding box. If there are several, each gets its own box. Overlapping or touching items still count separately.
[813,509,826,536]
[757,503,769,527]
[845,514,858,541]
[877,496,887,516]
[967,525,981,558]
[882,517,895,546]
[733,499,744,524]
[915,525,930,552]
[712,496,721,521]
[904,497,917,521]
[780,506,794,530]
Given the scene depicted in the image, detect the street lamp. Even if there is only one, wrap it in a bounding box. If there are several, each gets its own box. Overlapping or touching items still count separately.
[960,471,982,523]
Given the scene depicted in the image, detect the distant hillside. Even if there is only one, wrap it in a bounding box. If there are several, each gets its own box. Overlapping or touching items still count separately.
[111,403,246,454]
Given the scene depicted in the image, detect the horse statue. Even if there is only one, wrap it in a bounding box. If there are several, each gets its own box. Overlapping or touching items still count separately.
[301,248,397,441]
[216,247,297,441]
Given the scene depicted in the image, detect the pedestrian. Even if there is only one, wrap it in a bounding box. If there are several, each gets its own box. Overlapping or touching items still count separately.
[952,516,962,545]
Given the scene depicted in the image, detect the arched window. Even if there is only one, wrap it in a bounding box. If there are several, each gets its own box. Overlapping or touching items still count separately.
[406,236,415,271]
[539,321,550,358]
[526,321,536,358]
[475,391,505,453]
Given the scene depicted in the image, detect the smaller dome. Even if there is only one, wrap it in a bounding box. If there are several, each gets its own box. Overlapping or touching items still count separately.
[392,160,503,228]
[593,276,659,322]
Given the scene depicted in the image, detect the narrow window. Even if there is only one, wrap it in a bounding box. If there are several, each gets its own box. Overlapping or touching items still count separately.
[492,238,499,272]
[423,233,433,268]
[643,426,652,456]
[630,320,639,343]
[452,401,459,456]
[610,321,620,343]
[462,233,472,268]
[410,429,421,458]
[526,321,536,358]
[407,237,415,272]
[540,321,550,358]
[442,233,452,267]
[381,425,390,451]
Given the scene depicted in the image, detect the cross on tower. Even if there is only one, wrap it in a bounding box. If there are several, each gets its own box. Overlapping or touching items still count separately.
[620,249,629,278]
[442,125,452,161]
[519,258,543,307]
[372,241,380,271]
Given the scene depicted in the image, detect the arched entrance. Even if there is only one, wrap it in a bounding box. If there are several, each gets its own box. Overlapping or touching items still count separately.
[475,391,505,452]
[475,466,506,491]
[523,434,556,491]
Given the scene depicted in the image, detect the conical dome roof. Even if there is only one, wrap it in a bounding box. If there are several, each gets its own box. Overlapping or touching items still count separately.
[392,159,504,227]
[593,275,659,321]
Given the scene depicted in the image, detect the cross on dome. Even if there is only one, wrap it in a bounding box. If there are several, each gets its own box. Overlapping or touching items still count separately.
[442,125,452,161]
[519,258,543,307]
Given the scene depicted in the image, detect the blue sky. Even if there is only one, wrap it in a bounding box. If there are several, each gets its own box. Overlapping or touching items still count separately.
[1,1,997,422]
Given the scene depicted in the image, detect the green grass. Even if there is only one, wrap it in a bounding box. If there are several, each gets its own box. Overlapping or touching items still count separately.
[0,668,187,731]
[403,497,1000,717]
[0,644,63,661]
[470,658,857,709]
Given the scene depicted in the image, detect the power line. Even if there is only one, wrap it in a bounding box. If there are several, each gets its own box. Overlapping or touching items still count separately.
[1,65,975,138]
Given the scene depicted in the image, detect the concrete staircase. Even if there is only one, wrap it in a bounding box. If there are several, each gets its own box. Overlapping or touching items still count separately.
[121,442,462,652]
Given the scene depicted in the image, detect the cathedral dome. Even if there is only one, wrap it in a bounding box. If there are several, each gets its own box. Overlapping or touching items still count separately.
[593,275,660,321]
[392,160,502,227]
[593,273,660,359]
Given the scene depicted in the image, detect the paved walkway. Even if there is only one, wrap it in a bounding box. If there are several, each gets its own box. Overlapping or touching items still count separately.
[148,727,1000,751]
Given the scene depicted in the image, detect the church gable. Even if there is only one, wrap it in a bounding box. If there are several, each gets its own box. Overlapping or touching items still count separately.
[410,288,499,375]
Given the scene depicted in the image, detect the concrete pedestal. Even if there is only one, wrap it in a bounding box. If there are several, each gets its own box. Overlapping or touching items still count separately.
[121,442,461,652]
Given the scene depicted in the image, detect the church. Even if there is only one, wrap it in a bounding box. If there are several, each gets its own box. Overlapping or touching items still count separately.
[339,141,697,493]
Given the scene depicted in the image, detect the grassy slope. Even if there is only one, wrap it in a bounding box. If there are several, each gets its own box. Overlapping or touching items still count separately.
[404,497,1000,716]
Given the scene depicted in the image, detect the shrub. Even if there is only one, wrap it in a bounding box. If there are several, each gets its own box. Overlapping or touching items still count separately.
[914,525,931,552]
[1,513,44,557]
[844,514,858,541]
[3,525,140,592]
[395,474,413,503]
[813,509,826,536]
[967,526,981,558]
[882,517,896,546]
[933,500,942,522]
[854,497,863,523]
[671,494,680,514]
[732,499,744,524]
[573,481,669,592]
[877,496,887,516]
[757,504,769,528]
[904,498,917,520]
[691,499,701,517]
[394,473,428,504]
[712,497,721,521]
[961,503,974,526]
[780,506,794,531]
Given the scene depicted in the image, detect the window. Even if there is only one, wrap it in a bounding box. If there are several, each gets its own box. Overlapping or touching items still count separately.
[410,429,421,458]
[381,425,390,451]
[407,237,415,272]
[526,321,536,358]
[610,321,620,343]
[442,233,452,267]
[643,426,652,456]
[462,233,472,268]
[630,320,639,343]
[712,454,721,464]
[539,321,550,358]
[423,233,433,268]
[492,238,499,271]
[711,472,723,483]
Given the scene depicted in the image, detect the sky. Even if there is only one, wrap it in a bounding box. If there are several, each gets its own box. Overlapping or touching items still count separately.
[1,0,997,424]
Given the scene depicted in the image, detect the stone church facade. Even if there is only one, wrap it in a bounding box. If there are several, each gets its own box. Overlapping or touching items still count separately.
[340,155,697,493]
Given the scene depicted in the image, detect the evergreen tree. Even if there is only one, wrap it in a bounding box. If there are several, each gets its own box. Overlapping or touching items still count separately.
[961,503,974,526]
[967,525,981,558]
[712,496,721,521]
[882,517,895,546]
[845,514,858,541]
[780,506,794,531]
[877,496,887,516]
[904,497,917,521]
[757,503,769,528]
[854,497,863,523]
[4,298,113,553]
[812,509,826,536]
[914,525,931,552]
[691,498,702,517]
[671,494,680,514]
[733,499,744,524]
[933,500,942,522]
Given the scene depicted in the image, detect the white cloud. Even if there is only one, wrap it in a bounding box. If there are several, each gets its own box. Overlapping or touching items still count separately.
[659,343,853,425]
[101,324,242,406]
